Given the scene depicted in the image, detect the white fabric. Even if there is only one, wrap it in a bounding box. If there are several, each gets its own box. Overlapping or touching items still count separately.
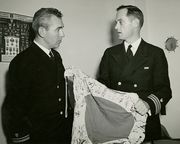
[65,68,147,144]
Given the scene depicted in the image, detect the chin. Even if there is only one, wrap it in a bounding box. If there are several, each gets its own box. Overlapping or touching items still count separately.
[117,34,122,38]
[118,36,123,40]
[52,46,59,49]
[55,43,61,48]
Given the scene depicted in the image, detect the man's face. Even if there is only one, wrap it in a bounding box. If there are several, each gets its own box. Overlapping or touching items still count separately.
[115,8,134,41]
[44,15,65,49]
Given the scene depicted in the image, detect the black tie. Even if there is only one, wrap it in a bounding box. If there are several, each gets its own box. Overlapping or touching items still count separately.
[49,51,55,60]
[127,45,133,61]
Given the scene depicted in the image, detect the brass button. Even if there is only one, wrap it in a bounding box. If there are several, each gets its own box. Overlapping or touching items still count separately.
[15,133,19,137]
[57,85,60,88]
[58,98,61,102]
[118,82,121,86]
[134,84,137,87]
[60,111,63,115]
[160,98,163,102]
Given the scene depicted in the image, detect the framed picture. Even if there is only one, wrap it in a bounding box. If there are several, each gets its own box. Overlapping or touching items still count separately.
[0,11,34,62]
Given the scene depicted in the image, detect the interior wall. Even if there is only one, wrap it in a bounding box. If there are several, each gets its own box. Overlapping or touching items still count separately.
[2,0,179,143]
[145,0,180,138]
[0,0,145,143]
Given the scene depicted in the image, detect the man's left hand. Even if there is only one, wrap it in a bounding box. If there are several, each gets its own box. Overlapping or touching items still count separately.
[135,99,150,116]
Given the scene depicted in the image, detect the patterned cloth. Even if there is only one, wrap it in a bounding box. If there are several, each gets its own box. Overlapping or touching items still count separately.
[65,68,147,144]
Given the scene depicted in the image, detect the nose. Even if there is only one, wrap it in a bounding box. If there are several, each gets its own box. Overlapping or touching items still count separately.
[59,29,65,38]
[115,21,119,30]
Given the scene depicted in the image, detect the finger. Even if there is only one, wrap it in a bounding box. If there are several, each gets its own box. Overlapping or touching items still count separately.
[135,104,147,115]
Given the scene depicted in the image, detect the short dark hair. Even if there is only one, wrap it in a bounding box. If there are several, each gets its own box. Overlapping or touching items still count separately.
[32,8,63,34]
[117,5,144,28]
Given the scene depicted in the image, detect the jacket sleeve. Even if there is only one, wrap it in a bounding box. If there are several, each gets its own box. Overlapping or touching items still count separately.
[2,58,31,143]
[98,49,111,87]
[146,49,172,115]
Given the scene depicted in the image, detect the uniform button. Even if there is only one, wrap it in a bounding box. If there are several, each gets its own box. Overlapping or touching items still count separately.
[15,133,19,137]
[58,98,61,102]
[134,84,137,87]
[60,111,63,115]
[118,82,122,86]
[160,98,163,102]
[57,85,60,88]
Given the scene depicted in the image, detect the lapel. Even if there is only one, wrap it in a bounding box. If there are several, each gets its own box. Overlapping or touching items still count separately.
[111,42,128,70]
[51,49,65,81]
[111,40,149,78]
[122,39,149,78]
[31,42,51,63]
[32,43,59,77]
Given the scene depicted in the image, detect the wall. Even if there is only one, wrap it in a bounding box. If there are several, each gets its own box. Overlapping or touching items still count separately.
[0,0,145,143]
[145,0,180,138]
[1,0,179,143]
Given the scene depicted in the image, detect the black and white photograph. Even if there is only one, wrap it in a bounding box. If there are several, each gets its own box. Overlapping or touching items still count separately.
[0,0,179,144]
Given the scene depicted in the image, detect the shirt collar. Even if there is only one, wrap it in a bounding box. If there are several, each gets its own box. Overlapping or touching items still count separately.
[124,37,142,55]
[34,40,51,57]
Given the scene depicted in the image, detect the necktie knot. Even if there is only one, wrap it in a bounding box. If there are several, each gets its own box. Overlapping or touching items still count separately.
[127,45,133,61]
[49,51,55,60]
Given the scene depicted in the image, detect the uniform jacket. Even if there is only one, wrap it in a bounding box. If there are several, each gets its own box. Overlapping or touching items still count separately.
[98,39,172,140]
[2,42,73,143]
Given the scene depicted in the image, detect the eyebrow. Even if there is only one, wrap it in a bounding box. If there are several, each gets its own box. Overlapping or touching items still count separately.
[59,26,64,29]
[56,26,64,30]
[116,19,122,22]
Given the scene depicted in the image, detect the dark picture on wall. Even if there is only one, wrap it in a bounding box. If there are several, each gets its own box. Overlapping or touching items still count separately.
[0,11,34,62]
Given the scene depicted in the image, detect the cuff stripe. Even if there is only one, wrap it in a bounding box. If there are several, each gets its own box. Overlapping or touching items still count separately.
[12,134,30,143]
[148,94,161,114]
[151,94,161,114]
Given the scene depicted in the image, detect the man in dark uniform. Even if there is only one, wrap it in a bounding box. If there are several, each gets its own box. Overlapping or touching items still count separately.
[98,5,172,142]
[2,8,73,144]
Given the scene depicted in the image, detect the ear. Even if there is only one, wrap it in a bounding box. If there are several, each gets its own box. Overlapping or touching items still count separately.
[132,18,139,28]
[38,26,46,38]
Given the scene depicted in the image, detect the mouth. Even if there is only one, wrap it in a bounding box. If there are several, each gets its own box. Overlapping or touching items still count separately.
[117,32,122,35]
[58,40,62,44]
[55,41,62,47]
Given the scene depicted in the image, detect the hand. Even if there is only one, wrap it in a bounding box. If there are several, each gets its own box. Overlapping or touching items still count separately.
[135,99,150,116]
